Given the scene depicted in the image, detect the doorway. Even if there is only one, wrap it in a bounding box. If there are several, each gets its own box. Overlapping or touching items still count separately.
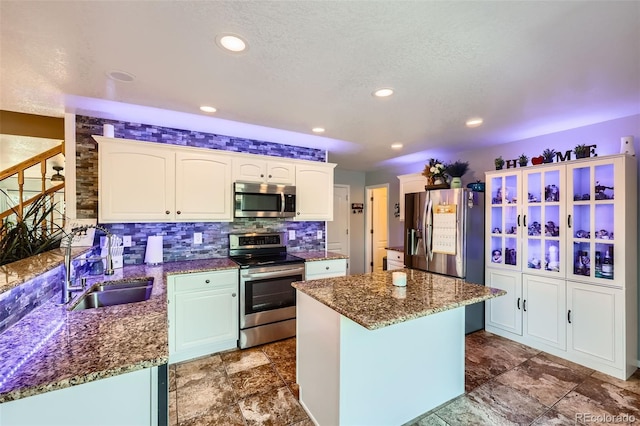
[365,184,388,273]
[327,185,350,274]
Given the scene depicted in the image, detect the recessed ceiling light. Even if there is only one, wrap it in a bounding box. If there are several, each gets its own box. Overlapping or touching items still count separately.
[312,127,325,134]
[391,143,403,149]
[373,88,394,98]
[200,106,217,113]
[216,34,248,52]
[106,70,135,83]
[466,118,483,127]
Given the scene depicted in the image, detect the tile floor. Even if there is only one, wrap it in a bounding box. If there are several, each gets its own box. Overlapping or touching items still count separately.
[169,331,640,425]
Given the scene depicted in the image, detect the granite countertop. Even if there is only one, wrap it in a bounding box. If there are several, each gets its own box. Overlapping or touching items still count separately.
[385,246,404,252]
[0,247,92,294]
[0,258,238,404]
[292,269,505,330]
[293,251,349,261]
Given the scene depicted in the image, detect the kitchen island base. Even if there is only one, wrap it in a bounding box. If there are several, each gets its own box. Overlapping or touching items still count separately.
[297,292,465,426]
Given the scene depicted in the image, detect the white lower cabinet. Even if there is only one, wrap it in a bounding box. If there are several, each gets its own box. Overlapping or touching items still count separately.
[305,259,347,280]
[386,249,404,270]
[167,269,239,364]
[485,269,522,335]
[523,275,566,351]
[567,281,626,377]
[486,269,635,379]
[0,367,158,426]
[486,271,566,352]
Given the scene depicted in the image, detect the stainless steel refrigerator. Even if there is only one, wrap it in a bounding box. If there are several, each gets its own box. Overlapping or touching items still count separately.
[404,188,485,333]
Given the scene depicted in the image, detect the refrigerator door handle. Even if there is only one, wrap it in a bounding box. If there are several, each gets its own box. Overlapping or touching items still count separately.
[425,198,433,261]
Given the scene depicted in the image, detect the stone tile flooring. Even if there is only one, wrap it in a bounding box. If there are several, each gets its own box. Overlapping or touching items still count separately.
[169,331,640,425]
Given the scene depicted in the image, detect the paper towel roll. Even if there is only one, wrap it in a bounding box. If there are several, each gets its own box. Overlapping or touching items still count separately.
[103,124,115,138]
[145,235,163,265]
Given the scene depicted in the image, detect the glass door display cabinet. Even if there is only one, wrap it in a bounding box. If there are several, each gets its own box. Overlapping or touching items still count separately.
[522,166,566,276]
[487,170,521,270]
[567,158,620,285]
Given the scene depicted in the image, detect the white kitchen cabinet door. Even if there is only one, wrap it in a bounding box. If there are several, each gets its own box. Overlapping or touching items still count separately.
[98,138,175,222]
[305,259,347,280]
[485,268,522,335]
[168,270,239,364]
[232,157,295,184]
[295,162,336,221]
[567,281,626,377]
[397,173,428,222]
[0,367,157,426]
[522,274,566,351]
[175,151,232,221]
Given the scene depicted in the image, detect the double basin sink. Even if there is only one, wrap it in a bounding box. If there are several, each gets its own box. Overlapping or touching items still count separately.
[71,278,154,311]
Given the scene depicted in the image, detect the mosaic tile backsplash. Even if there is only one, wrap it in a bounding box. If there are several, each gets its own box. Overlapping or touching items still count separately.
[75,115,327,264]
[0,266,62,334]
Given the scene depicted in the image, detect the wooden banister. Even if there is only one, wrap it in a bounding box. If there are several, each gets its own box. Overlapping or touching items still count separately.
[0,142,65,231]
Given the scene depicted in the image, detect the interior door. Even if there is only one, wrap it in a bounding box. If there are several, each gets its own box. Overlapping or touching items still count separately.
[327,185,350,272]
[372,187,388,272]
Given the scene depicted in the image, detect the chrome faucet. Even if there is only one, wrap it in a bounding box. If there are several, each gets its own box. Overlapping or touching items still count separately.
[61,224,114,304]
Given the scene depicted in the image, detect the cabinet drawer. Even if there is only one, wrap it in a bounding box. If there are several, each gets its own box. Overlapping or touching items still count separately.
[305,259,347,277]
[171,270,238,293]
[386,250,403,262]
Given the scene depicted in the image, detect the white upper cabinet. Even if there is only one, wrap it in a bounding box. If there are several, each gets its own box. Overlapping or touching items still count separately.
[232,157,295,185]
[175,151,232,221]
[397,173,428,221]
[98,137,176,222]
[97,136,232,222]
[295,162,336,221]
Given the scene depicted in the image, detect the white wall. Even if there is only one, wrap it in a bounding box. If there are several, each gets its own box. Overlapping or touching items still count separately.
[334,169,367,274]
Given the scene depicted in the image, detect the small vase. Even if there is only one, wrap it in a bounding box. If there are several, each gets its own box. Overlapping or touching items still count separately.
[450,177,462,188]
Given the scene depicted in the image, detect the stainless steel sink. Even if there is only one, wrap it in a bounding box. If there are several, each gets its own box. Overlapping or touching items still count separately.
[71,278,154,311]
[91,278,154,292]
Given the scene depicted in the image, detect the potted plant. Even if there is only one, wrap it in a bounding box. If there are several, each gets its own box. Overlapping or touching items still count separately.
[542,148,556,163]
[0,191,64,266]
[422,158,447,187]
[494,156,505,170]
[445,160,469,188]
[518,154,528,167]
[574,144,590,159]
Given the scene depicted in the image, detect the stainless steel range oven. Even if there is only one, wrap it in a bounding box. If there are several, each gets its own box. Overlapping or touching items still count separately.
[229,232,305,349]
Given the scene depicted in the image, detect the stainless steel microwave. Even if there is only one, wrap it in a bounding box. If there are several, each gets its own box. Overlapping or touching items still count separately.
[234,182,296,218]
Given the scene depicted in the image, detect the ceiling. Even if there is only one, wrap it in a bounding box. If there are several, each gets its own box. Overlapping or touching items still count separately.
[1,1,639,172]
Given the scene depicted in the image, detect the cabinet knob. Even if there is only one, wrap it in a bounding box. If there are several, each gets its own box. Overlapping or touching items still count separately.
[232,293,237,297]
[297,212,300,215]
[326,266,329,270]
[177,210,181,215]
[268,174,272,178]
[165,210,170,215]
[205,279,210,284]
[260,174,264,178]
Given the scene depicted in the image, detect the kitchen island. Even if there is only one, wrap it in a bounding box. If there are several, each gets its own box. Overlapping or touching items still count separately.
[292,269,505,426]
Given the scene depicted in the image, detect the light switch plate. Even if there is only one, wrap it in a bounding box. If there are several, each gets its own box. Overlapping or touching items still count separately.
[317,230,323,239]
[123,235,132,247]
[288,230,296,240]
[194,232,203,245]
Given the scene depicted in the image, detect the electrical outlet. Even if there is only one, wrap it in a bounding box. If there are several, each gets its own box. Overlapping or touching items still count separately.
[317,230,323,239]
[194,232,203,245]
[288,230,296,240]
[123,235,132,247]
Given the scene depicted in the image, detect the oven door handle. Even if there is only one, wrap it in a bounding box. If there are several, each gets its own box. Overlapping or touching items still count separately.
[243,268,304,280]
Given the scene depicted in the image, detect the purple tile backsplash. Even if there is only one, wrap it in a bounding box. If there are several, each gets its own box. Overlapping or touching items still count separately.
[0,267,63,334]
[75,115,328,264]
